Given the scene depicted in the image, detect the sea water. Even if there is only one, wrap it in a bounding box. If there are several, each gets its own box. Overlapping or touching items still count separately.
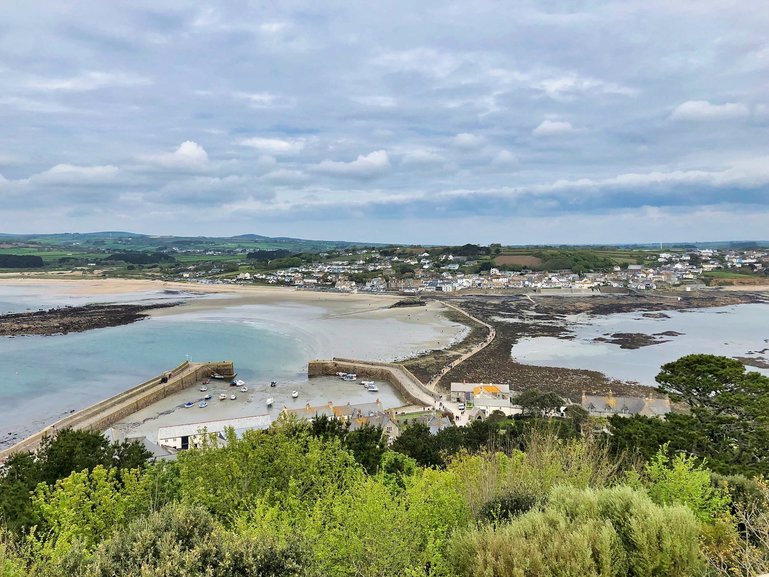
[0,289,452,447]
[510,303,769,386]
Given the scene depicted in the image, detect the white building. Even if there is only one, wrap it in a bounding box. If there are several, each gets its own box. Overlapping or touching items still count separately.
[157,414,272,450]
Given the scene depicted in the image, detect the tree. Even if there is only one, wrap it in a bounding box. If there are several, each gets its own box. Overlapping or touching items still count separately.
[345,425,386,475]
[515,390,564,417]
[391,424,443,468]
[0,429,151,536]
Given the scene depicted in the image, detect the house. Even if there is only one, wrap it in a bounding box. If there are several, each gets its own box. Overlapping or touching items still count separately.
[158,414,272,450]
[580,392,670,418]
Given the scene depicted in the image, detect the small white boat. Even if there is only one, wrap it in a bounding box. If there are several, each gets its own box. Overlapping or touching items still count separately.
[199,385,208,392]
[219,393,227,401]
[236,379,246,387]
[366,383,379,392]
[198,401,208,408]
[361,380,375,387]
[240,386,248,393]
[341,373,357,381]
[266,397,274,407]
[291,390,299,398]
[183,401,194,408]
[203,393,212,400]
[230,394,237,400]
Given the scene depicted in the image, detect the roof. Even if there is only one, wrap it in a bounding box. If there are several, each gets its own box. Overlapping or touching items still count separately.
[451,383,510,394]
[158,414,272,441]
[581,393,671,417]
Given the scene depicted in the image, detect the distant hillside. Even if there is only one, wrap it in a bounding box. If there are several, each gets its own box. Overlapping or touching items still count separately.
[0,232,381,254]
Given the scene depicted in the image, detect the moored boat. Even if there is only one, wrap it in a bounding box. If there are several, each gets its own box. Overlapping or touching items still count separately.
[230,393,237,400]
[240,385,248,393]
[183,401,194,408]
[199,401,208,408]
[199,385,208,392]
[219,393,227,400]
[203,393,212,400]
[291,390,299,398]
[266,397,274,407]
[366,383,379,392]
[270,381,277,387]
[361,380,375,387]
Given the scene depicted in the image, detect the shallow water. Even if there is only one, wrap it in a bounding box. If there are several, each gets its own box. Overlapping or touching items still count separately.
[510,303,769,386]
[0,287,461,446]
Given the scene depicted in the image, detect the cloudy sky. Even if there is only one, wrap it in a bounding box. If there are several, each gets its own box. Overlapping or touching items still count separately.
[1,1,768,244]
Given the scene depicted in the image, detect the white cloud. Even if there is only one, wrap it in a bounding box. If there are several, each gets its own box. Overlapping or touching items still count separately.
[31,164,119,185]
[239,137,305,154]
[670,100,750,121]
[235,92,294,108]
[261,168,308,184]
[27,71,151,92]
[352,95,397,107]
[492,149,518,167]
[532,120,575,136]
[139,141,209,169]
[452,133,485,149]
[373,48,461,78]
[0,96,71,114]
[315,150,391,178]
[401,149,445,166]
[535,73,636,100]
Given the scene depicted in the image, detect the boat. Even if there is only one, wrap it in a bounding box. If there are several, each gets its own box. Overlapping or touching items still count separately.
[366,383,379,392]
[291,390,299,398]
[212,372,236,380]
[183,401,194,408]
[203,393,212,400]
[199,385,208,392]
[266,397,274,407]
[236,379,246,387]
[198,401,208,408]
[240,385,248,393]
[219,393,227,401]
[341,373,357,381]
[203,378,210,384]
[229,380,238,387]
[230,394,237,400]
[361,380,375,387]
[270,381,277,387]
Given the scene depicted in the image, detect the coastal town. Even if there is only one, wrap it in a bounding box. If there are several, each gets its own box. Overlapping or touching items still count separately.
[177,245,769,294]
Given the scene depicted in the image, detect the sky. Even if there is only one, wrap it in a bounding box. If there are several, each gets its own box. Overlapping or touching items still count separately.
[1,1,768,245]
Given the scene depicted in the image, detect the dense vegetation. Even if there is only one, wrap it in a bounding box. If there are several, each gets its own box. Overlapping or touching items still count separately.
[246,249,293,261]
[104,251,175,265]
[1,355,768,576]
[0,255,43,268]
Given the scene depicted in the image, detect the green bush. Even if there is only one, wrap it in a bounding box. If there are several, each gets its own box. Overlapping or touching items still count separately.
[448,485,705,577]
[88,503,306,577]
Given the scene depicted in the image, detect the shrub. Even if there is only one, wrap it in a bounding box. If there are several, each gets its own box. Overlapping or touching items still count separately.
[644,446,730,523]
[448,485,705,577]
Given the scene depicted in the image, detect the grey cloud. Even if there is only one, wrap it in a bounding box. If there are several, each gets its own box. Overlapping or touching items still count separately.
[0,0,767,242]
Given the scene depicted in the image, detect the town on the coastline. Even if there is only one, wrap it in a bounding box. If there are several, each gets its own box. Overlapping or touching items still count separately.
[180,246,769,293]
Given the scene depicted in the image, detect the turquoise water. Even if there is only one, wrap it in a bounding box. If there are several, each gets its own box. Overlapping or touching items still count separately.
[0,316,311,444]
[0,287,452,447]
[510,303,769,386]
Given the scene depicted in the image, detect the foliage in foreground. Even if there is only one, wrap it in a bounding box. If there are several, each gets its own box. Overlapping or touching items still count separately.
[1,354,769,576]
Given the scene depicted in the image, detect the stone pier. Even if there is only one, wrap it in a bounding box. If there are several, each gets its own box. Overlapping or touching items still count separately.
[308,358,437,406]
[0,360,235,461]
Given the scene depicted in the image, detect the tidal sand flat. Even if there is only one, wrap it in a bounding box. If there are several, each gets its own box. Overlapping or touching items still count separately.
[0,280,466,448]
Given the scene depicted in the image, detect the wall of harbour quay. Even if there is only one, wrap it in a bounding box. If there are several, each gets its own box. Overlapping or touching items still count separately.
[308,358,437,406]
[0,360,235,461]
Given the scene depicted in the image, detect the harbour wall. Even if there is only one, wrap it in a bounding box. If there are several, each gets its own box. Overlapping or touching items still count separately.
[308,358,437,406]
[0,360,234,460]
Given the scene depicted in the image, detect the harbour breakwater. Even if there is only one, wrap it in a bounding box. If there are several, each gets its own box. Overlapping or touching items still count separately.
[0,360,234,460]
[308,358,437,406]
